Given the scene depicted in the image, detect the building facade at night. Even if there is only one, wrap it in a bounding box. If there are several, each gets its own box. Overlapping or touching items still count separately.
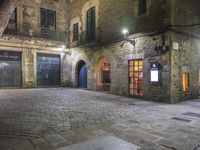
[0,0,200,103]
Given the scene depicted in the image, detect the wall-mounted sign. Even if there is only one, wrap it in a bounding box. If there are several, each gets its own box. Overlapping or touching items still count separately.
[151,62,159,69]
[0,51,21,61]
[150,62,160,82]
[151,70,159,82]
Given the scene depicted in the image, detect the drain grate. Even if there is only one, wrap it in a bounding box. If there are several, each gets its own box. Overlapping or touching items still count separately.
[182,112,200,118]
[171,117,191,123]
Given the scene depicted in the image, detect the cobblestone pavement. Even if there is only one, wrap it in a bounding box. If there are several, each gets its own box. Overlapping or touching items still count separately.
[0,88,200,150]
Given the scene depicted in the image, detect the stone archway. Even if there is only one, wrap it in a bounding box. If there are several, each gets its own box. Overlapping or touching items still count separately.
[96,57,111,91]
[75,60,87,88]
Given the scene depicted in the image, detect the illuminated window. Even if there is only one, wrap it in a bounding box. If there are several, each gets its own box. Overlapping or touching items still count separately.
[129,60,143,96]
[182,72,189,91]
[102,62,111,83]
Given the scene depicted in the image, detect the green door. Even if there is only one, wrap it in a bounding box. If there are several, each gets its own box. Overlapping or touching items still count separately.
[0,51,22,88]
[37,53,61,86]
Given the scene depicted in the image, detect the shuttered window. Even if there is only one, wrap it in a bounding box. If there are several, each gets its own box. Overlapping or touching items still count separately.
[73,23,79,41]
[41,8,56,30]
[139,0,147,15]
[87,7,96,41]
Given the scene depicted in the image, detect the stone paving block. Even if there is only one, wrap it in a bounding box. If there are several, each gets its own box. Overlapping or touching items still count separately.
[0,88,200,149]
[57,135,140,150]
[148,130,171,139]
[125,129,159,142]
[157,138,177,150]
[44,134,67,146]
[14,140,34,150]
[31,137,46,145]
[58,130,86,144]
[36,142,54,150]
[74,127,97,139]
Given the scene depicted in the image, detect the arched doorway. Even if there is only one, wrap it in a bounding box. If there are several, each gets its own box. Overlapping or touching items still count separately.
[96,58,111,91]
[76,60,87,88]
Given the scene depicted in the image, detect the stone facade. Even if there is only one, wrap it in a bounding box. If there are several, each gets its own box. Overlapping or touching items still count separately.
[64,0,200,103]
[0,0,68,87]
[0,0,200,103]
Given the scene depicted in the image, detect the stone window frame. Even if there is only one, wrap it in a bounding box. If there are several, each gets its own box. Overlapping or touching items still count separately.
[134,0,150,17]
[80,0,99,39]
[138,0,147,15]
[40,8,57,30]
[182,72,190,92]
[69,17,81,43]
[73,23,79,41]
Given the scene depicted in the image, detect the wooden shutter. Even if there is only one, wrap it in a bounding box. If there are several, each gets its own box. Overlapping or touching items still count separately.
[87,7,96,41]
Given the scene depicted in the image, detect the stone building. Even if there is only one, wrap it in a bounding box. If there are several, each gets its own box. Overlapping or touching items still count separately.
[0,0,200,103]
[0,0,68,88]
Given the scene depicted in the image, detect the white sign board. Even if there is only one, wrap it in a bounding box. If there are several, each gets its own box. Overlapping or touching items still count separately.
[151,70,159,82]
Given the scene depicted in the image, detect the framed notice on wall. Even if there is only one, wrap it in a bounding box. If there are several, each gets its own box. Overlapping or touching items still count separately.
[150,62,160,83]
[151,70,159,82]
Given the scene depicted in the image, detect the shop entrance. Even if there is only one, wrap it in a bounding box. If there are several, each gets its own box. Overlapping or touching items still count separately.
[129,60,143,96]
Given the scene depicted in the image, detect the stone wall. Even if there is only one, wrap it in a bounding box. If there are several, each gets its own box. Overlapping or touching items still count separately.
[170,31,200,103]
[18,0,67,34]
[67,0,170,46]
[1,0,200,103]
[65,32,171,103]
[0,0,67,88]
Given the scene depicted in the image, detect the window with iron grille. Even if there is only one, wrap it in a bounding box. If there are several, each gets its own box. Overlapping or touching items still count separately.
[40,8,56,30]
[139,0,147,15]
[87,7,96,41]
[73,23,79,41]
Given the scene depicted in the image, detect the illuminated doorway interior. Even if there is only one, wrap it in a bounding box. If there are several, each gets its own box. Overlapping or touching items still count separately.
[97,58,111,91]
[129,60,143,96]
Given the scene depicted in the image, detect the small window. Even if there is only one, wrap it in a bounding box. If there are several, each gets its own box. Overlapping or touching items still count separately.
[40,8,56,30]
[139,0,147,15]
[183,72,189,91]
[102,62,111,83]
[73,23,79,41]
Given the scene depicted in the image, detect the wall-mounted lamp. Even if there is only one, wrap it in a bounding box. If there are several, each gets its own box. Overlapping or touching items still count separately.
[121,28,136,47]
[58,45,66,51]
[154,35,169,54]
[62,45,66,49]
[122,29,129,36]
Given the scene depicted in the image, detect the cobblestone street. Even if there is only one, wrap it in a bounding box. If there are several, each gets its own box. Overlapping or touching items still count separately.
[0,88,200,150]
